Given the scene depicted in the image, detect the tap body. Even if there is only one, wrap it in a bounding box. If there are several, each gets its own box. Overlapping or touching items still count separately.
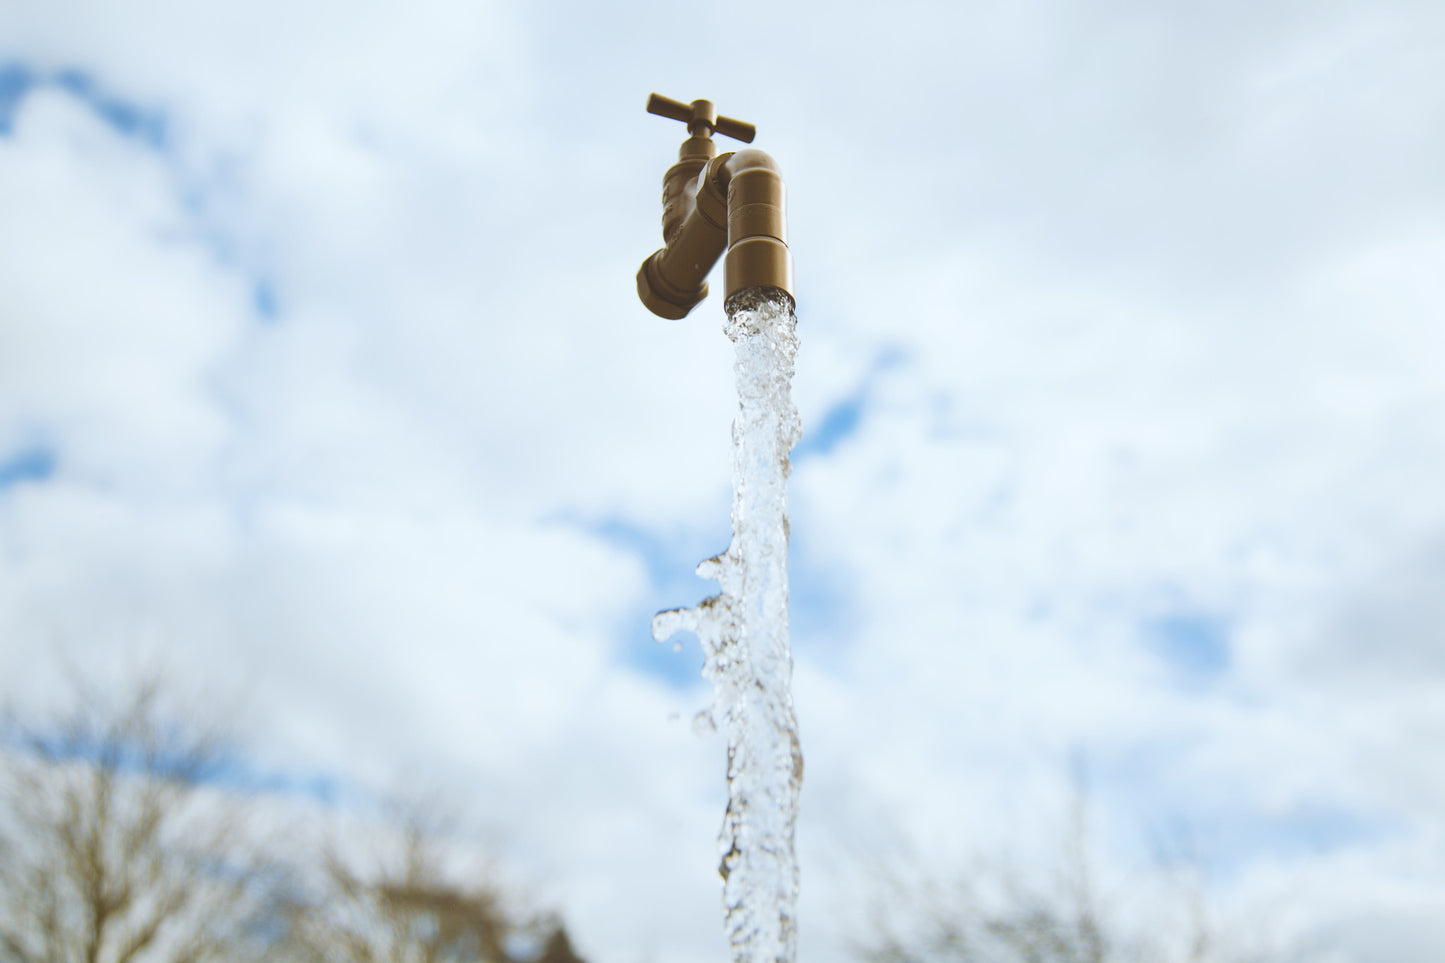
[637,96,793,319]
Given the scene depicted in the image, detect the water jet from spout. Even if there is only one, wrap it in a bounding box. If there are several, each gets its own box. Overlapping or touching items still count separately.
[653,288,803,963]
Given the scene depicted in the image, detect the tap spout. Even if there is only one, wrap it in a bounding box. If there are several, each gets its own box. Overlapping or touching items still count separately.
[720,150,793,311]
[637,96,793,319]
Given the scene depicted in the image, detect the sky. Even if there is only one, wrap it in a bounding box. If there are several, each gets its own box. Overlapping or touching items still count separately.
[2,1,1444,960]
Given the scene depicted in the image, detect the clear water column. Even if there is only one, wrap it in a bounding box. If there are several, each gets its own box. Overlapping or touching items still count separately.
[653,288,804,963]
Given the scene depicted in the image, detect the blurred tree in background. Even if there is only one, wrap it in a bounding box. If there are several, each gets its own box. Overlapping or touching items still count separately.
[275,802,584,963]
[0,672,585,963]
[857,856,1263,963]
[853,771,1274,963]
[0,675,274,963]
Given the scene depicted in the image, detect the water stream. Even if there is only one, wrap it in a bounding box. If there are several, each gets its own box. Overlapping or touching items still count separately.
[653,289,804,963]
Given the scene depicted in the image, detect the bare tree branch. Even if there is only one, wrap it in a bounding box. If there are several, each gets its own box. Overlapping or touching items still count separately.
[0,672,272,963]
[853,774,1266,963]
[275,799,584,963]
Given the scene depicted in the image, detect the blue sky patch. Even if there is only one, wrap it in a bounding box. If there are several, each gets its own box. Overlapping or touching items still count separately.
[573,514,729,689]
[1093,740,1393,878]
[11,725,352,806]
[793,345,906,464]
[53,68,167,150]
[794,393,864,462]
[1184,800,1393,878]
[0,445,57,491]
[203,755,352,805]
[1145,612,1231,683]
[0,63,166,149]
[252,279,280,320]
[0,62,37,135]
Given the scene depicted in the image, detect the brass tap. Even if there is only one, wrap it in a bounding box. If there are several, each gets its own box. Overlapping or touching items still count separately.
[637,94,794,319]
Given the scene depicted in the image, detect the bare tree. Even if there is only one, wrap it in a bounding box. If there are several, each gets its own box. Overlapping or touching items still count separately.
[856,861,1117,963]
[853,777,1260,963]
[277,803,585,963]
[0,674,274,963]
[0,671,590,963]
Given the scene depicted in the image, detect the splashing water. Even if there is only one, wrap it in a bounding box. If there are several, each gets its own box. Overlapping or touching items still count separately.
[653,289,804,963]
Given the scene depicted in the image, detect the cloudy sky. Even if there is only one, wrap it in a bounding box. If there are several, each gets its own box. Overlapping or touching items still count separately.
[3,1,1444,960]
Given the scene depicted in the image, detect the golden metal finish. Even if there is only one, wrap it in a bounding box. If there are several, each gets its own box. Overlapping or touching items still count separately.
[723,152,791,304]
[645,94,756,144]
[637,93,793,319]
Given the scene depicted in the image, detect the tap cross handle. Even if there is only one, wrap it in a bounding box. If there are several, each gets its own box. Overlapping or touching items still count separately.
[646,93,756,144]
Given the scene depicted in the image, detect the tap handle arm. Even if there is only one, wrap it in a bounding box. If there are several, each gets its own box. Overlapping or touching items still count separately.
[646,93,756,144]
